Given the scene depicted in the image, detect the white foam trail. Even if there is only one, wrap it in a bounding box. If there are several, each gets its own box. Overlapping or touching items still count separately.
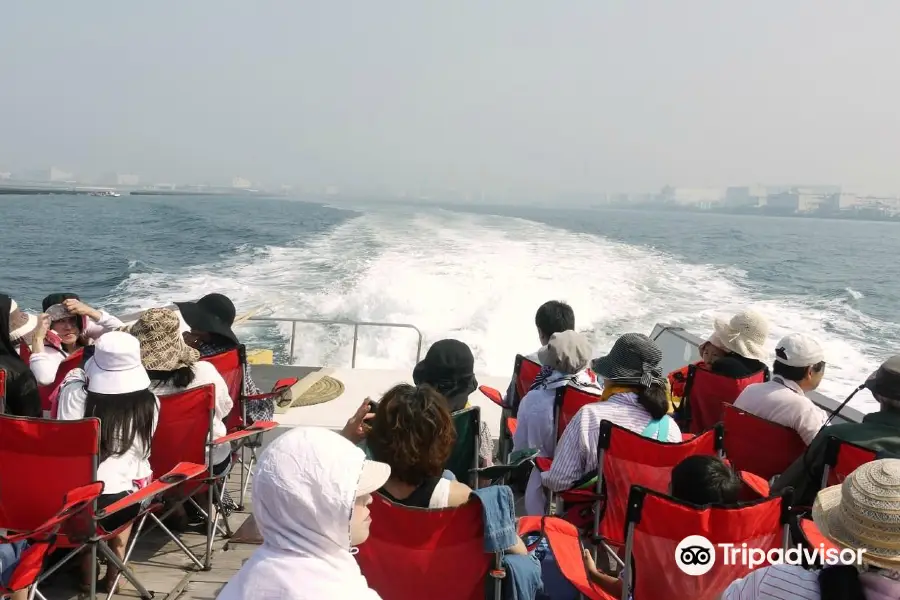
[108,206,888,410]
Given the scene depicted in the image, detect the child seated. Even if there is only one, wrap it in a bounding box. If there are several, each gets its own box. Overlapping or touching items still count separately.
[582,456,742,597]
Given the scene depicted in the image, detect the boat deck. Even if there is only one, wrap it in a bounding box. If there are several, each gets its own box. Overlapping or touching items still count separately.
[35,365,510,599]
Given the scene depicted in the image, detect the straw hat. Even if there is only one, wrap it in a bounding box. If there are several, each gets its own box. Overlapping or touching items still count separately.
[812,459,900,568]
[127,308,200,371]
[712,310,770,362]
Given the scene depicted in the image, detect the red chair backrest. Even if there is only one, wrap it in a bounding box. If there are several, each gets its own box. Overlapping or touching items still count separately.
[625,486,789,600]
[554,385,602,441]
[38,348,85,413]
[201,347,244,430]
[356,494,492,600]
[18,342,32,364]
[722,404,806,481]
[0,415,100,531]
[150,385,216,476]
[597,421,724,546]
[824,436,878,487]
[513,354,542,406]
[684,365,766,434]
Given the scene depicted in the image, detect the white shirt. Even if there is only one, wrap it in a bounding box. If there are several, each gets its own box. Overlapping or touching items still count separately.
[149,361,234,466]
[513,370,601,514]
[733,376,827,445]
[57,369,160,495]
[541,392,683,492]
[720,564,820,600]
[30,310,124,385]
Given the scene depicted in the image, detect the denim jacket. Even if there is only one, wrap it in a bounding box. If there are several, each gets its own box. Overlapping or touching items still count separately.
[472,486,542,600]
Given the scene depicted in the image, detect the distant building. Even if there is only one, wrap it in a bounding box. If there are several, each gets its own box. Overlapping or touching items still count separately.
[232,177,252,189]
[116,173,140,186]
[667,187,723,208]
[766,189,825,213]
[724,185,766,208]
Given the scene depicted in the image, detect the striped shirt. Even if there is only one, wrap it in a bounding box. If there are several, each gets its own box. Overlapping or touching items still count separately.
[541,392,682,492]
[721,565,820,599]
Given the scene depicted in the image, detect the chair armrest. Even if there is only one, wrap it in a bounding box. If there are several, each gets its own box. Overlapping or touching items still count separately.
[534,457,553,472]
[479,385,504,407]
[213,421,277,445]
[97,462,207,517]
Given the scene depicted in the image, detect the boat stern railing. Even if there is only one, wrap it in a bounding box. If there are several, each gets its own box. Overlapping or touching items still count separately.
[241,316,424,368]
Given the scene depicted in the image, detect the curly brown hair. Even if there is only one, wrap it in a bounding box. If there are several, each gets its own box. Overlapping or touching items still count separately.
[367,384,456,485]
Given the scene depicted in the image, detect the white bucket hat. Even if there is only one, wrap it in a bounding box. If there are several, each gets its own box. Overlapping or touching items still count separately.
[85,331,151,395]
[712,310,770,362]
[813,459,900,569]
[8,300,37,343]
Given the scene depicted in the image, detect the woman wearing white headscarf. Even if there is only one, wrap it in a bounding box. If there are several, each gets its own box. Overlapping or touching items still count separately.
[216,427,391,600]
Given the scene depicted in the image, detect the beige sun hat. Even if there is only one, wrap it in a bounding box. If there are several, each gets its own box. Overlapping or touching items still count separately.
[712,310,770,362]
[126,308,200,371]
[812,458,900,569]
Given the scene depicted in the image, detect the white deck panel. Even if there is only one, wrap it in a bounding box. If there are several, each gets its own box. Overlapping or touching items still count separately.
[273,368,507,439]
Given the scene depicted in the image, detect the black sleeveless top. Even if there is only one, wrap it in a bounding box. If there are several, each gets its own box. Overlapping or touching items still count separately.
[379,477,443,509]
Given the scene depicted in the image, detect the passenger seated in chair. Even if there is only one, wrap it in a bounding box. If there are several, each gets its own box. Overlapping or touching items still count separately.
[29,294,123,386]
[368,384,474,509]
[0,294,41,417]
[504,301,576,404]
[668,333,727,402]
[543,333,682,494]
[56,332,159,594]
[734,332,828,445]
[512,330,599,515]
[582,455,743,597]
[177,293,273,423]
[707,310,771,379]
[774,356,900,507]
[413,339,494,467]
[127,308,234,485]
[217,427,392,600]
[724,459,900,600]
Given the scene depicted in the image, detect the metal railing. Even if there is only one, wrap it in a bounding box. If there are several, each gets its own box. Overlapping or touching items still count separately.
[242,317,424,368]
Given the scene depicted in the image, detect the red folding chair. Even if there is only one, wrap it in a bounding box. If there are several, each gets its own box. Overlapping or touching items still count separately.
[479,354,542,459]
[821,435,878,488]
[148,384,273,571]
[0,482,103,600]
[679,364,766,434]
[618,486,792,599]
[356,494,505,600]
[590,421,725,562]
[37,349,84,415]
[0,415,202,600]
[201,346,281,509]
[722,403,806,481]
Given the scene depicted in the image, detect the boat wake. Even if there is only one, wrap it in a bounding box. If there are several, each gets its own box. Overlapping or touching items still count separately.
[107,206,888,409]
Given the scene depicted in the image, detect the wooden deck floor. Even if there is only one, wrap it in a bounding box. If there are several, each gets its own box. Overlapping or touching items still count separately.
[38,464,261,600]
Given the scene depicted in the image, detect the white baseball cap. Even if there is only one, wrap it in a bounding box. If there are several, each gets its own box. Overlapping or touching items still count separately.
[355,460,392,496]
[774,333,825,368]
[85,331,151,395]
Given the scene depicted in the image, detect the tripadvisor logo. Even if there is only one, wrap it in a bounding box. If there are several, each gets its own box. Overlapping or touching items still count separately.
[675,535,865,576]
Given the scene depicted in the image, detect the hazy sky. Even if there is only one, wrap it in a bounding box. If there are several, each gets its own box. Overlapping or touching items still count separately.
[2,2,899,194]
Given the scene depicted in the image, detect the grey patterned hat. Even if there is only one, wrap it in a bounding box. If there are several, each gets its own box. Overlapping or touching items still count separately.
[126,308,200,371]
[591,333,665,387]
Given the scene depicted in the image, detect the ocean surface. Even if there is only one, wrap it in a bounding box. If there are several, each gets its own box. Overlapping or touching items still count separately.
[3,194,898,410]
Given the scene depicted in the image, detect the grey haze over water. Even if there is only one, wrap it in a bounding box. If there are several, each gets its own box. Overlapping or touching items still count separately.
[3,2,900,194]
[2,194,896,411]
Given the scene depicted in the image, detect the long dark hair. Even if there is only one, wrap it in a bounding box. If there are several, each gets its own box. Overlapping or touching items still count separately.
[818,565,864,600]
[637,381,669,420]
[85,389,158,461]
[147,366,196,389]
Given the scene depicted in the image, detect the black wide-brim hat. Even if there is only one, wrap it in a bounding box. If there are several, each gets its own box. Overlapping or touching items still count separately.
[413,339,478,412]
[175,293,239,345]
